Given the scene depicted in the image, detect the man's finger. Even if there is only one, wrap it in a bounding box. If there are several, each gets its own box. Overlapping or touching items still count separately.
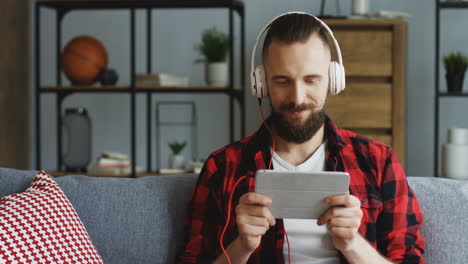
[324,194,360,208]
[237,204,276,226]
[317,206,359,226]
[327,217,361,229]
[240,192,272,206]
[236,215,270,228]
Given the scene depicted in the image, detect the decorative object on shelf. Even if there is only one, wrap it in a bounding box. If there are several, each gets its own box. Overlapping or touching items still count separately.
[351,0,370,16]
[442,128,468,180]
[135,73,189,87]
[61,35,108,85]
[190,160,205,174]
[443,51,468,93]
[98,68,118,85]
[62,108,91,172]
[155,101,198,172]
[159,168,193,175]
[168,141,187,169]
[88,151,144,175]
[195,26,230,86]
[366,11,411,20]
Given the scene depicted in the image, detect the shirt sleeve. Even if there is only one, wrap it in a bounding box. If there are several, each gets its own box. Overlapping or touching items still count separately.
[176,156,226,263]
[378,147,426,264]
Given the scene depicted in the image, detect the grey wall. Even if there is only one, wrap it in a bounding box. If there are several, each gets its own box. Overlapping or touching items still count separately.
[28,0,468,176]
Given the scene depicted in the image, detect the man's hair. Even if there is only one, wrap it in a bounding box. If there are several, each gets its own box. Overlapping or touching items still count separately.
[261,13,330,61]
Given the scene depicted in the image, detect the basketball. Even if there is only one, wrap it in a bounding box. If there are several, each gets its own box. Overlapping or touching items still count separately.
[61,35,108,85]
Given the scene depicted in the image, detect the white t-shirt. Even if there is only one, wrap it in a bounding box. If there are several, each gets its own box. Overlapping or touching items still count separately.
[272,142,340,264]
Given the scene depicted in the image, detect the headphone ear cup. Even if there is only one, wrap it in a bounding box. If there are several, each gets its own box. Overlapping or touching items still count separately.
[253,65,268,98]
[329,61,345,95]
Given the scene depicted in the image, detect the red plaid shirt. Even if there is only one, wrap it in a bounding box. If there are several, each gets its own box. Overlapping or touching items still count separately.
[177,116,425,263]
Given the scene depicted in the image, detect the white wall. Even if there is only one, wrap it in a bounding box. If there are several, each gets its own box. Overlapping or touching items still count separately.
[29,0,468,176]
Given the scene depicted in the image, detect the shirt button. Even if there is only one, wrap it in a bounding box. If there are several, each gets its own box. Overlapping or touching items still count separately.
[361,199,367,205]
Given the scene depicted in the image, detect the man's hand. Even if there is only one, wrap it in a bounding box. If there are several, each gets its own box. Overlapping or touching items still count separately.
[317,194,363,253]
[235,192,276,253]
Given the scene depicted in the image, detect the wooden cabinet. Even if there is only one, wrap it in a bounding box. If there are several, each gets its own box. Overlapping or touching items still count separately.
[0,1,29,169]
[324,19,406,167]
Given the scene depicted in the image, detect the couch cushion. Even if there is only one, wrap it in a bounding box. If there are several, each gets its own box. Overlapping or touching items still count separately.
[0,168,37,197]
[53,172,198,264]
[408,176,468,264]
[0,171,104,263]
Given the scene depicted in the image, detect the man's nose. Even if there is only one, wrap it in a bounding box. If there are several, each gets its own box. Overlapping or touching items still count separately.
[290,81,307,105]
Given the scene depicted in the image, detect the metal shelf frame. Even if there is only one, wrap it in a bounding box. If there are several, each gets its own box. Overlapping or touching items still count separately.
[35,0,246,176]
[434,0,468,176]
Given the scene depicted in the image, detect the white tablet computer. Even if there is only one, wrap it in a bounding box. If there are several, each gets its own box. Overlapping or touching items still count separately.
[254,170,350,219]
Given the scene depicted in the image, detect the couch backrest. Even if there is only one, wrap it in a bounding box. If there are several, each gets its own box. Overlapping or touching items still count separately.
[1,168,467,264]
[407,176,468,264]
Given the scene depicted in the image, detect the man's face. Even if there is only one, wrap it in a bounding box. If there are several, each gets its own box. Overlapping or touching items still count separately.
[264,34,331,143]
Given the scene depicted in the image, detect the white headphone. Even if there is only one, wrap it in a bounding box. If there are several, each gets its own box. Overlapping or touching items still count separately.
[250,11,346,98]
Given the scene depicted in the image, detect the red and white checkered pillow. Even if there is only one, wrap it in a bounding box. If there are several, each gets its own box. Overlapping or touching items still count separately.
[0,171,104,264]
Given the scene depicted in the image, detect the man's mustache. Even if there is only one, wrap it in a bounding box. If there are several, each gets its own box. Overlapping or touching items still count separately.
[279,102,316,112]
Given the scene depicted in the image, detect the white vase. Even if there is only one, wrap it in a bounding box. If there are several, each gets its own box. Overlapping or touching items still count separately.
[169,154,185,169]
[352,0,369,16]
[442,128,468,180]
[442,144,468,180]
[206,62,228,86]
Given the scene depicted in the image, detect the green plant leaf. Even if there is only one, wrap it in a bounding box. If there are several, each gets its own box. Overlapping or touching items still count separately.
[195,26,230,62]
[168,140,187,155]
[443,51,468,75]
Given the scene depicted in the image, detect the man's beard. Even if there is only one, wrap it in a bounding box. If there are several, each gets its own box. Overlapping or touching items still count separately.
[270,102,325,144]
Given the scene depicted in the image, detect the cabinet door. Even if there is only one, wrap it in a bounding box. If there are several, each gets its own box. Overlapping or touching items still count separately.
[0,1,29,169]
[332,29,393,77]
[325,82,392,129]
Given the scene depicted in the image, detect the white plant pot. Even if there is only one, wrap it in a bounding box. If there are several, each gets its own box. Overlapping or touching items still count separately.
[442,144,468,180]
[169,154,185,169]
[206,62,228,86]
[352,0,369,16]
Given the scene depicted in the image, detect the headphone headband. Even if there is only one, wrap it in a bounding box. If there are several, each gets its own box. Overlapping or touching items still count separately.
[250,11,345,98]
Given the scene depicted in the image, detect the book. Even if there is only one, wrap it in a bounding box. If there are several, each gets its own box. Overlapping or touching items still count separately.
[135,73,189,87]
[98,157,131,168]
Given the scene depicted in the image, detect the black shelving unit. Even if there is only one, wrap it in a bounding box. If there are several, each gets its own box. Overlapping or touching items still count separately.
[35,0,246,177]
[434,0,468,176]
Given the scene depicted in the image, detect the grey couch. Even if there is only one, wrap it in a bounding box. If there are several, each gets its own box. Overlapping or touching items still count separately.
[0,167,467,264]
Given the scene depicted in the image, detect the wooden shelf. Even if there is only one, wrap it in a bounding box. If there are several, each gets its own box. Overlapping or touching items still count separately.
[36,0,244,14]
[439,92,468,97]
[40,85,240,93]
[41,85,130,93]
[439,1,468,8]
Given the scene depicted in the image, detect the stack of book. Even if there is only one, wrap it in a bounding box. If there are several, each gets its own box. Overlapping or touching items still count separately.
[88,152,141,175]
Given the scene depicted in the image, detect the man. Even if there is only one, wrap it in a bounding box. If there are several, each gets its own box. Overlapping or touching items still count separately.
[177,13,425,263]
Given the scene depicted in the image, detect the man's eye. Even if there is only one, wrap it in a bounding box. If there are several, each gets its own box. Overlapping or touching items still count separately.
[306,79,319,84]
[275,79,289,85]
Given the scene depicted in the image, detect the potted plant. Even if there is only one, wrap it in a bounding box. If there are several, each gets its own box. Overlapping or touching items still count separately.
[443,51,468,93]
[168,140,187,169]
[195,26,230,86]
